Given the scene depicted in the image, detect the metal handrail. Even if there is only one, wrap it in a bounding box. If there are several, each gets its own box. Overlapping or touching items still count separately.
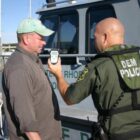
[39,54,96,57]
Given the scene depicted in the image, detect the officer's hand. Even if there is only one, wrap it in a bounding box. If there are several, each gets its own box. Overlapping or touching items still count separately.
[48,57,62,78]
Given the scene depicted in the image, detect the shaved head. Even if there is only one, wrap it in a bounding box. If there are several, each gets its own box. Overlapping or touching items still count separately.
[94,17,125,52]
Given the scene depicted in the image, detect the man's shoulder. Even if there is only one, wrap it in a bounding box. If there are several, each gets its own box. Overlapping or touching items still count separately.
[4,51,27,72]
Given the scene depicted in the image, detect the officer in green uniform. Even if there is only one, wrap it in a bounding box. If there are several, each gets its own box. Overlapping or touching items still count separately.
[48,17,140,140]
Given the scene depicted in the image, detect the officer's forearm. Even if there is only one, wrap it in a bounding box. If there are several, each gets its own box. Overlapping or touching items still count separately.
[56,75,72,105]
[56,74,68,96]
[25,132,42,140]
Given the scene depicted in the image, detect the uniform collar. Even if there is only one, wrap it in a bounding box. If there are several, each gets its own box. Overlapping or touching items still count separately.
[105,44,125,52]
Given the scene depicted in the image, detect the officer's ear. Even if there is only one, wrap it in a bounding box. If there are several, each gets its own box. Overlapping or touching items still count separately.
[103,33,108,47]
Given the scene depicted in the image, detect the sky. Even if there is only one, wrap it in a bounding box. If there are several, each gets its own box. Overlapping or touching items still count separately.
[1,0,47,44]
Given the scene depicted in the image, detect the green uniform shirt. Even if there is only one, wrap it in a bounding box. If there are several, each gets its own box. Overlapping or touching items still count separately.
[65,45,140,137]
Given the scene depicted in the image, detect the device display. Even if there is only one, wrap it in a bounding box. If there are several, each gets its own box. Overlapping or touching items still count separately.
[50,50,59,64]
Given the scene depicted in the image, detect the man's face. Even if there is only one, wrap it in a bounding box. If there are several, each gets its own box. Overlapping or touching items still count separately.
[27,33,46,54]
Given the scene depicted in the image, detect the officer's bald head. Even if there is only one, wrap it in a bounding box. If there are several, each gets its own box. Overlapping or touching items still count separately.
[94,17,125,52]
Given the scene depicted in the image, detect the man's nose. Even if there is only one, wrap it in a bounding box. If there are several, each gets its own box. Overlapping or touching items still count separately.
[43,41,46,46]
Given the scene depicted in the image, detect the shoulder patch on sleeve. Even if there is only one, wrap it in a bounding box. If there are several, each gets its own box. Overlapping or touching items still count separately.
[77,67,89,82]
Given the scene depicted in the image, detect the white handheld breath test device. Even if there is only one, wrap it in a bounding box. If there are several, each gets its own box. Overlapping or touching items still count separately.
[50,50,59,64]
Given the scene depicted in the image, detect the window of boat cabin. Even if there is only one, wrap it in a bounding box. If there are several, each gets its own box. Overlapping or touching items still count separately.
[86,5,116,54]
[40,11,78,64]
[138,0,140,7]
[41,11,78,54]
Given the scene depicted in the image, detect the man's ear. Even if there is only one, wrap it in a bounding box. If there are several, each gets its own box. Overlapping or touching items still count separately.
[22,34,29,45]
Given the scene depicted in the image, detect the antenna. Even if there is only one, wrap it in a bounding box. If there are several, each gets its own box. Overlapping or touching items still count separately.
[0,0,3,71]
[0,0,2,47]
[29,0,32,18]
